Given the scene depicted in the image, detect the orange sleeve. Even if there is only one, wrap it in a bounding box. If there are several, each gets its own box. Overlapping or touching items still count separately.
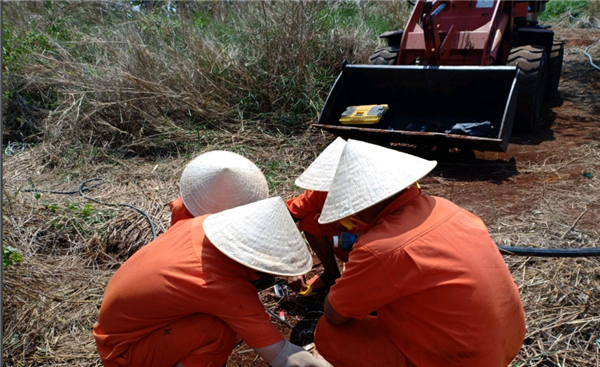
[328,244,399,319]
[169,196,194,227]
[212,282,284,348]
[286,190,328,218]
[286,190,337,237]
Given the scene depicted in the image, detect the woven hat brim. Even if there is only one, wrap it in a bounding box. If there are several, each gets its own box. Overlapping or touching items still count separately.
[203,197,313,277]
[294,137,346,191]
[180,151,269,217]
[318,140,437,224]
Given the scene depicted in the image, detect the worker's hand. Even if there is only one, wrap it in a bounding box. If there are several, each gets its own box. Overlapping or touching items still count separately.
[287,275,306,292]
[269,340,332,367]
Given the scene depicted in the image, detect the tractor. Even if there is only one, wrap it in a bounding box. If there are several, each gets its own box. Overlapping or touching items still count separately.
[315,0,564,152]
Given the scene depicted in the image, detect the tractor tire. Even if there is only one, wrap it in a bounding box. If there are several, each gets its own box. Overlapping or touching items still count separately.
[507,45,548,132]
[544,40,564,102]
[368,46,399,65]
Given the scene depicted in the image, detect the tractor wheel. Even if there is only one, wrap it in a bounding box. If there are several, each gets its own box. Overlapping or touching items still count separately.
[507,45,548,132]
[544,40,564,102]
[368,46,399,65]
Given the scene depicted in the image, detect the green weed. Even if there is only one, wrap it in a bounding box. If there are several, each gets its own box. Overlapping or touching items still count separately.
[3,245,23,270]
[539,0,590,21]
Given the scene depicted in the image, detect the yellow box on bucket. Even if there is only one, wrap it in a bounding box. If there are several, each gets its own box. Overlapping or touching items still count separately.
[339,104,389,125]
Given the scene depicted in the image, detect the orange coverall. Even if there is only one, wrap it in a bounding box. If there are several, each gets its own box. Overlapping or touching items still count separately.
[168,196,193,227]
[315,187,526,367]
[286,190,365,262]
[93,215,283,367]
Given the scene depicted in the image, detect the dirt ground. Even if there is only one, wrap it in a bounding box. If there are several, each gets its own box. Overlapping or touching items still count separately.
[2,25,600,367]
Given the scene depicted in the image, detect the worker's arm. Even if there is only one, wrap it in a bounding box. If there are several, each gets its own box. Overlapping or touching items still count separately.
[324,294,351,325]
[254,339,331,367]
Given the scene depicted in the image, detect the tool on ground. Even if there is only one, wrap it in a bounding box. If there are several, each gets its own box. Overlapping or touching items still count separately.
[274,283,289,298]
[299,284,314,297]
[299,275,326,297]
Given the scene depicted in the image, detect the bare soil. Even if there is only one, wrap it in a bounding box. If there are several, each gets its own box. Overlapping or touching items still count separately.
[2,26,600,367]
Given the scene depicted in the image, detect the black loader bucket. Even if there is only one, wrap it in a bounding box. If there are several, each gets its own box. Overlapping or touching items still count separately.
[314,65,519,152]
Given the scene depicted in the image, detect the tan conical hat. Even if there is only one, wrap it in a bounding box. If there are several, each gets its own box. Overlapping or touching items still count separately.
[180,151,269,217]
[203,197,313,276]
[294,137,346,191]
[318,140,437,224]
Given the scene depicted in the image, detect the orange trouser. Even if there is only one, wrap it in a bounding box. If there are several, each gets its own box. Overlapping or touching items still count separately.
[314,316,414,367]
[119,313,237,367]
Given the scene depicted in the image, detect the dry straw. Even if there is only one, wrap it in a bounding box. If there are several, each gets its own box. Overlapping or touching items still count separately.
[3,2,600,366]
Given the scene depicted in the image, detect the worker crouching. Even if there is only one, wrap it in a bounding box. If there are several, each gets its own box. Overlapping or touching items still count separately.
[313,140,526,367]
[93,152,330,367]
[286,138,367,295]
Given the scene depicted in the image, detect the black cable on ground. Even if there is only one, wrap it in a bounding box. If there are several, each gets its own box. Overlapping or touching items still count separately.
[265,307,315,345]
[265,307,302,334]
[23,178,157,240]
[498,245,600,257]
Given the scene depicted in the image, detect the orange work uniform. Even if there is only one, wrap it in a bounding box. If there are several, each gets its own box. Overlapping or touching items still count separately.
[315,187,526,367]
[93,215,283,367]
[286,190,365,262]
[168,196,194,227]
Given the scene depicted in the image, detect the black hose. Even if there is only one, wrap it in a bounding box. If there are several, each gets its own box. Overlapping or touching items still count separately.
[77,179,157,240]
[22,178,157,240]
[265,307,302,334]
[498,245,600,257]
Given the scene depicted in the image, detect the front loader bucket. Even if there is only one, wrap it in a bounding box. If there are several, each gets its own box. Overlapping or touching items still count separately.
[315,65,519,152]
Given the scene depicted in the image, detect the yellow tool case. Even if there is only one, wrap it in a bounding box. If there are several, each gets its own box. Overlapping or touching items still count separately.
[339,104,389,125]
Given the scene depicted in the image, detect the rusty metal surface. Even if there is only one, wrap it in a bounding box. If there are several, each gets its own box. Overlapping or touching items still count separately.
[313,124,506,152]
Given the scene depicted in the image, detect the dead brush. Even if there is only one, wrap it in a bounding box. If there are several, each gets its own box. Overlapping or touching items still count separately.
[6,2,600,367]
[508,257,600,366]
[4,1,388,155]
[1,128,331,366]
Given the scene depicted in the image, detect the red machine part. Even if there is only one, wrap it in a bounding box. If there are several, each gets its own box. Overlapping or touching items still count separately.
[397,0,545,66]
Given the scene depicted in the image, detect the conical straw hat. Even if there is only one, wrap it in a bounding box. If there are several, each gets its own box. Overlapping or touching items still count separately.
[295,137,346,191]
[203,197,313,277]
[318,140,437,224]
[180,151,269,217]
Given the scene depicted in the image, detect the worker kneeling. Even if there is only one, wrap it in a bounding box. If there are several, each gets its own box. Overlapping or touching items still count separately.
[94,197,330,367]
[313,140,526,367]
[93,151,329,367]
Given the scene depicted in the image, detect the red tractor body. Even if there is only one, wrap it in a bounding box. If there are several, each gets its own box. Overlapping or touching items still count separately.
[315,0,563,152]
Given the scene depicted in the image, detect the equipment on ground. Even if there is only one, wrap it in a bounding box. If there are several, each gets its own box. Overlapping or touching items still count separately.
[315,0,564,152]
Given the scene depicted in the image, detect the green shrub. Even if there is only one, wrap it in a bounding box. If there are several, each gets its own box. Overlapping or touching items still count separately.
[539,0,590,21]
[3,246,23,270]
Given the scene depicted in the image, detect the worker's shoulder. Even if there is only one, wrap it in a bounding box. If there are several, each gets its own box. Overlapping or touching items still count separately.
[394,194,463,224]
[358,195,465,250]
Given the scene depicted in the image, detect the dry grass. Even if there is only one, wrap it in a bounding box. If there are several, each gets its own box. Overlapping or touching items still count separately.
[2,126,333,366]
[3,1,393,154]
[4,125,600,366]
[3,2,600,367]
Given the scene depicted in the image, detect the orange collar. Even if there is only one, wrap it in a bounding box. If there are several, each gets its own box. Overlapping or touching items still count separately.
[364,186,421,232]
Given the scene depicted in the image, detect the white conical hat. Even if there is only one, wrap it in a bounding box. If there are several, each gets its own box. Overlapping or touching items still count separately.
[180,151,269,217]
[203,197,313,277]
[318,140,437,224]
[295,137,346,191]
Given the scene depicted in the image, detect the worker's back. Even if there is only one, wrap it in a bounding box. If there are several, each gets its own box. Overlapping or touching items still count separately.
[329,193,525,367]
